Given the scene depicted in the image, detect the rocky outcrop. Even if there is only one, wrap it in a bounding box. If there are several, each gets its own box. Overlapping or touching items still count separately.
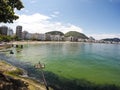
[0,61,49,90]
[0,72,29,90]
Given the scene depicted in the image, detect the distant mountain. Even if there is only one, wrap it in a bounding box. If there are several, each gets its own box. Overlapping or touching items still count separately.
[45,31,64,36]
[65,31,88,39]
[102,38,120,42]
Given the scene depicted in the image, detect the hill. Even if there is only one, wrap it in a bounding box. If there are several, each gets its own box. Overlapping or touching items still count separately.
[102,38,120,42]
[65,31,88,39]
[45,31,64,36]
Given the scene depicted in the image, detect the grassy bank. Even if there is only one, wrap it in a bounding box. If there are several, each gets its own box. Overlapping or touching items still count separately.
[0,60,52,90]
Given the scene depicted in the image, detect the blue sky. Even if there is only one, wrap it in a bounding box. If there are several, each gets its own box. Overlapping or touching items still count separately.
[2,0,120,39]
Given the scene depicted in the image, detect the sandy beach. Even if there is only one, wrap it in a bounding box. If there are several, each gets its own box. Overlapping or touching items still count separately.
[0,41,82,50]
[12,41,80,45]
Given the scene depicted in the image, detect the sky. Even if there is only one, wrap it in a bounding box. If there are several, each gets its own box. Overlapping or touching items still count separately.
[1,0,120,40]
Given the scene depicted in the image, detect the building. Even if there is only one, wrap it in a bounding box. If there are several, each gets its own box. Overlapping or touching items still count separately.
[37,34,46,41]
[7,28,14,36]
[30,33,46,41]
[32,33,39,40]
[65,36,78,42]
[0,25,8,35]
[22,31,28,40]
[50,35,64,41]
[87,36,95,42]
[78,38,86,42]
[16,25,22,39]
[25,33,32,40]
[45,34,51,41]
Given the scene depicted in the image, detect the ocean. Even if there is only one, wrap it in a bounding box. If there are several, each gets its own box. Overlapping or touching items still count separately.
[0,42,120,89]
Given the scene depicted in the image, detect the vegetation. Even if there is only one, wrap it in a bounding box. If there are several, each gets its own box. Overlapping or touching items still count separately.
[0,35,20,42]
[0,0,24,23]
[0,60,49,90]
[102,38,120,42]
[23,64,120,90]
[1,59,120,90]
[7,68,24,76]
[0,35,14,42]
[46,31,64,36]
[43,71,120,90]
[0,35,13,42]
[65,31,89,39]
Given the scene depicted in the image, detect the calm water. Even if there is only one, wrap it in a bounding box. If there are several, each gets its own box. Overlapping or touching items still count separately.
[1,42,120,85]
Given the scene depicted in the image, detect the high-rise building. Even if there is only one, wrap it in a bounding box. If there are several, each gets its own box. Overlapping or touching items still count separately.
[0,25,8,35]
[22,31,28,40]
[7,28,14,36]
[16,25,22,39]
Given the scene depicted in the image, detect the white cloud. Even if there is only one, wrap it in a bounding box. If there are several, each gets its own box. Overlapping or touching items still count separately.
[61,24,83,33]
[21,9,29,13]
[10,13,83,34]
[89,34,120,40]
[1,13,119,40]
[51,14,58,18]
[51,11,60,18]
[15,13,51,24]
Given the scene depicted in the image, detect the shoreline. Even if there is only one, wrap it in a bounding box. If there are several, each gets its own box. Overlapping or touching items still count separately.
[12,41,82,45]
[9,40,120,45]
[0,40,120,47]
[0,60,51,90]
[0,43,12,50]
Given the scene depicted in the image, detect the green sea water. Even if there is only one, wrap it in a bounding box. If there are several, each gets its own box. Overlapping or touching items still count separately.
[7,43,120,85]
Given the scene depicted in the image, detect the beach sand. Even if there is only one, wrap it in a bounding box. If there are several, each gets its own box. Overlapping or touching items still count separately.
[12,41,81,45]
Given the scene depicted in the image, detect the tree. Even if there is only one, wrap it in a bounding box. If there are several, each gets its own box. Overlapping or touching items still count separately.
[0,35,12,42]
[65,31,89,39]
[0,0,24,23]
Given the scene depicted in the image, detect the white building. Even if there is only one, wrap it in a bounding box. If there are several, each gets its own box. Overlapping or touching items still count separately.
[65,36,78,41]
[37,34,46,41]
[26,33,33,40]
[22,31,28,40]
[7,28,14,36]
[31,33,46,40]
[50,35,64,41]
[86,36,95,42]
[25,33,46,40]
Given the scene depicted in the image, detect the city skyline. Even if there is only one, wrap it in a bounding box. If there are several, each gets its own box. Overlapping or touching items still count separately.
[1,0,120,40]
